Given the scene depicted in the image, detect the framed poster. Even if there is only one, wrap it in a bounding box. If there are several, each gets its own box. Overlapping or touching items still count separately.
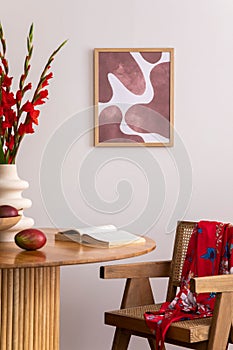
[94,48,174,147]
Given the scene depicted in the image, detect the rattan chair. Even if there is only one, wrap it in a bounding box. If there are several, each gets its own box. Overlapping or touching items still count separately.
[100,221,233,350]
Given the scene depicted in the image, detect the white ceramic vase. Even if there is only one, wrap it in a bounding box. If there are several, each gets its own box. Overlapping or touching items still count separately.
[0,164,34,242]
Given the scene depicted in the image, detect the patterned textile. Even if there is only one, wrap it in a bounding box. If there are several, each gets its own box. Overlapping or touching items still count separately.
[144,221,233,350]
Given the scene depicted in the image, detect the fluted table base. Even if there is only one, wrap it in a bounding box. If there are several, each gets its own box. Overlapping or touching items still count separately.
[0,266,60,350]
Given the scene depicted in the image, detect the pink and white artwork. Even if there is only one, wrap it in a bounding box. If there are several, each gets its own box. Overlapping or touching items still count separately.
[94,48,174,146]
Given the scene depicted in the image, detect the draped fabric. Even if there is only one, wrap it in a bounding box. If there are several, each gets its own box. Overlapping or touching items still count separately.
[144,221,233,350]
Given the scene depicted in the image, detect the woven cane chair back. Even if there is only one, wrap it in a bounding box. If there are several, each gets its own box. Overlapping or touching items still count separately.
[166,221,196,301]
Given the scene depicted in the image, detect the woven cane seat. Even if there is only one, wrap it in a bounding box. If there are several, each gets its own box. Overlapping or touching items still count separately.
[105,304,212,343]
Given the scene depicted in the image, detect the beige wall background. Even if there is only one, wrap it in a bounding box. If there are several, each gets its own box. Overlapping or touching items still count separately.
[2,1,233,349]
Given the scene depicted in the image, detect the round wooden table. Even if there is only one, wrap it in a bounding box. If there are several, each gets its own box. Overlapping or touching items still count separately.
[0,228,155,350]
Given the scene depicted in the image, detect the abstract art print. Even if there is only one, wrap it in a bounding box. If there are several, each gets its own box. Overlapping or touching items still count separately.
[94,48,174,147]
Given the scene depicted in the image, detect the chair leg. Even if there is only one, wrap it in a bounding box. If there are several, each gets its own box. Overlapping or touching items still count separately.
[207,292,232,350]
[148,337,166,350]
[111,328,131,350]
[148,337,156,350]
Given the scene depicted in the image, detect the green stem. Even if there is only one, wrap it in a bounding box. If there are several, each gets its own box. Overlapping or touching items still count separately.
[32,39,67,104]
[23,39,67,128]
[0,23,8,76]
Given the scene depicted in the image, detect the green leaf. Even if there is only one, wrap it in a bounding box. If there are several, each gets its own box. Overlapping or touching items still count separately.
[0,146,6,164]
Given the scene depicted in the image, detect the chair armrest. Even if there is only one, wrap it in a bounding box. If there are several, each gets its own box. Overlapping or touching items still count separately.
[100,260,171,279]
[190,274,233,293]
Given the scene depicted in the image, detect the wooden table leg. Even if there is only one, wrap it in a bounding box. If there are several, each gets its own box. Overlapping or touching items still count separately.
[0,266,60,350]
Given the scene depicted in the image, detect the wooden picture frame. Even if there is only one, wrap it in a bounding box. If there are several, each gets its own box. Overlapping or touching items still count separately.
[94,48,174,147]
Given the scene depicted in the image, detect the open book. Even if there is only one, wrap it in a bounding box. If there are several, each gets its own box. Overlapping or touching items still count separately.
[55,224,145,248]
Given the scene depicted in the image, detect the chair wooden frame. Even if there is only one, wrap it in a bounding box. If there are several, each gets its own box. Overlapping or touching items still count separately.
[100,221,233,350]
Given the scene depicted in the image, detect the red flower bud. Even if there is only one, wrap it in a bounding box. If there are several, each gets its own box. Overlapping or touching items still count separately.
[2,75,13,88]
[2,58,8,69]
[16,90,22,102]
[23,82,32,92]
[41,72,53,88]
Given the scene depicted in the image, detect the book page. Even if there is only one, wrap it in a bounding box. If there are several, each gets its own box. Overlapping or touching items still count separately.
[77,224,117,235]
[82,230,145,246]
[59,229,81,243]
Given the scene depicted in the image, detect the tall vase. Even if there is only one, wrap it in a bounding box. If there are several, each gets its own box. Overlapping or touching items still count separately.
[0,164,34,242]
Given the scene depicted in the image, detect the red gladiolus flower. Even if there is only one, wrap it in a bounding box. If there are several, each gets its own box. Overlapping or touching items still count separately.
[23,82,32,92]
[30,109,40,125]
[41,72,53,88]
[21,101,38,121]
[1,120,12,130]
[34,89,48,106]
[3,109,17,126]
[16,90,22,103]
[21,101,40,124]
[21,100,33,113]
[2,75,12,88]
[18,121,34,136]
[1,89,16,108]
[0,22,66,164]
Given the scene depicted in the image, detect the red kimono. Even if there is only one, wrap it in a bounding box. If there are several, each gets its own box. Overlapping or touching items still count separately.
[144,221,233,350]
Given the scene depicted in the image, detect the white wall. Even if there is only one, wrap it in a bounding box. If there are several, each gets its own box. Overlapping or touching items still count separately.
[2,1,233,349]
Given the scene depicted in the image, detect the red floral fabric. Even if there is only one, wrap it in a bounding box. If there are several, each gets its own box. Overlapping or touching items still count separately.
[144,221,233,350]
